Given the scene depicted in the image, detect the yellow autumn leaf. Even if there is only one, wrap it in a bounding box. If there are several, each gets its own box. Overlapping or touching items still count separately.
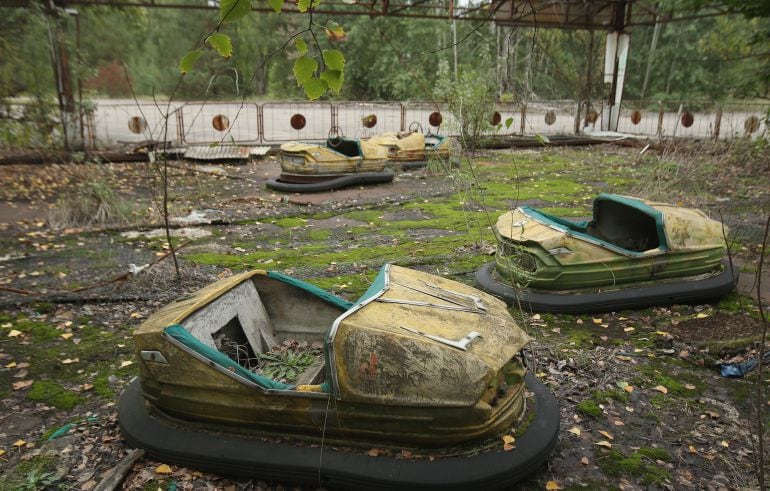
[695,313,708,319]
[532,314,541,320]
[623,327,635,333]
[595,440,612,448]
[545,480,563,490]
[614,420,625,426]
[654,385,668,394]
[8,330,22,337]
[624,385,635,393]
[685,384,696,390]
[580,456,589,465]
[0,449,5,457]
[688,445,698,454]
[598,430,614,440]
[655,330,670,336]
[502,435,515,444]
[720,440,729,448]
[60,333,73,340]
[567,427,581,436]
[1,322,11,328]
[120,360,134,368]
[592,318,603,324]
[13,440,26,447]
[155,464,173,474]
[61,358,79,365]
[503,442,515,451]
[4,362,17,368]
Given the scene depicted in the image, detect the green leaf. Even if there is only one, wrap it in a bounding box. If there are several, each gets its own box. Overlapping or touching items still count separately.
[294,38,308,55]
[219,0,252,23]
[178,49,203,74]
[293,55,317,86]
[207,33,233,59]
[534,134,550,145]
[504,117,514,129]
[303,77,328,100]
[297,0,313,12]
[325,21,346,41]
[322,50,345,71]
[267,0,284,12]
[320,69,344,93]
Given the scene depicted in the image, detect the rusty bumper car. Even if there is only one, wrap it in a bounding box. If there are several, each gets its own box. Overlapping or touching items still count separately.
[368,124,454,170]
[118,265,559,489]
[476,193,737,313]
[266,136,393,193]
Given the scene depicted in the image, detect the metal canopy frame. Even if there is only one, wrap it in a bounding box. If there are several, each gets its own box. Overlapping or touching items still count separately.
[4,0,728,31]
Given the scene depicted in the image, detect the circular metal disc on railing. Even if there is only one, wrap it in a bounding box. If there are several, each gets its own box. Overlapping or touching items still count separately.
[429,111,443,127]
[744,115,760,134]
[362,114,377,128]
[681,111,694,128]
[630,110,642,125]
[128,116,147,134]
[490,111,502,125]
[290,114,306,130]
[212,114,230,132]
[328,125,344,139]
[544,110,556,126]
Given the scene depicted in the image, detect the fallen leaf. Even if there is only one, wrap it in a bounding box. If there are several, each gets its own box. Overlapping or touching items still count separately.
[576,319,584,324]
[502,435,515,444]
[567,427,581,437]
[367,448,380,457]
[155,464,173,474]
[61,333,73,340]
[532,314,541,320]
[62,358,79,365]
[7,330,22,338]
[0,449,5,457]
[721,440,729,448]
[654,385,668,394]
[624,385,635,393]
[120,360,134,368]
[12,380,33,390]
[685,384,696,390]
[695,313,708,319]
[623,327,635,333]
[130,312,142,319]
[688,445,698,454]
[4,362,16,368]
[545,480,563,490]
[503,442,515,451]
[13,440,26,447]
[614,420,625,426]
[82,383,94,391]
[598,430,614,440]
[592,318,603,325]
[1,322,11,328]
[595,440,612,448]
[580,456,589,465]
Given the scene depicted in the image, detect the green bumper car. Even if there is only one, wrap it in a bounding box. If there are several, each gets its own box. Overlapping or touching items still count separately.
[476,193,737,313]
[119,265,559,489]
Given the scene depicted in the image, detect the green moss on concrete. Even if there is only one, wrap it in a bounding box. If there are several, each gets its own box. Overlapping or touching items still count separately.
[577,400,603,419]
[593,388,629,404]
[26,380,80,410]
[597,447,671,484]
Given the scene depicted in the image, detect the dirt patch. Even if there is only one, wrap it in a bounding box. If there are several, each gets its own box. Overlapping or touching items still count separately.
[668,312,764,345]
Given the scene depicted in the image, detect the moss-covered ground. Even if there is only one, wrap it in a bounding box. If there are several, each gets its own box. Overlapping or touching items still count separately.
[0,144,767,489]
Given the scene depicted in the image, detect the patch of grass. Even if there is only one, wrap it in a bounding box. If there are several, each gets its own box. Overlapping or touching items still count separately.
[597,447,671,484]
[576,400,603,419]
[272,216,307,228]
[26,380,81,410]
[593,388,629,404]
[0,456,59,491]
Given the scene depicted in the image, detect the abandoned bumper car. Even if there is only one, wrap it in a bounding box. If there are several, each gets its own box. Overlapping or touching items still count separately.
[367,125,453,169]
[266,129,454,193]
[119,265,559,489]
[476,193,737,313]
[266,136,393,193]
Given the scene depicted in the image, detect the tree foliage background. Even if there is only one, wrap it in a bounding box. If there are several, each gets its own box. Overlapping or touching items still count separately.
[0,1,768,104]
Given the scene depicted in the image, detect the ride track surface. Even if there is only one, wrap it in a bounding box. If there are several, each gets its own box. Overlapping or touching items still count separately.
[0,143,768,489]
